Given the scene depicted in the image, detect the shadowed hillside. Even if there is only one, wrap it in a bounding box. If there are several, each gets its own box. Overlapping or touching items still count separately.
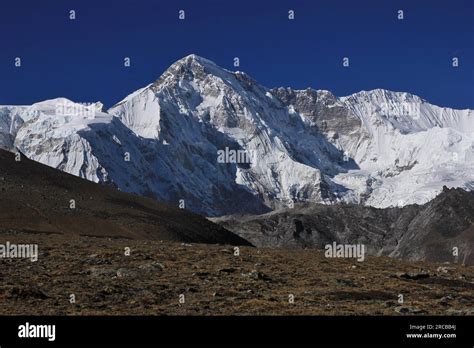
[0,149,251,246]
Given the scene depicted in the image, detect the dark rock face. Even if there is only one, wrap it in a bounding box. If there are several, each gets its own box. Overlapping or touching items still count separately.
[270,87,367,169]
[391,187,474,264]
[213,187,474,264]
[271,87,364,138]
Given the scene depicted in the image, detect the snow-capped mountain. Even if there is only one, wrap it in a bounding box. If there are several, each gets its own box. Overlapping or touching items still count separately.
[1,54,473,216]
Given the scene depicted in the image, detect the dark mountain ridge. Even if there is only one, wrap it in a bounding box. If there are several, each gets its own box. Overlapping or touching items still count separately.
[213,187,474,264]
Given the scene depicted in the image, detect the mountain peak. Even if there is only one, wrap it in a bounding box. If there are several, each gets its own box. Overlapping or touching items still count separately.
[151,54,232,89]
[183,53,214,64]
[168,54,221,73]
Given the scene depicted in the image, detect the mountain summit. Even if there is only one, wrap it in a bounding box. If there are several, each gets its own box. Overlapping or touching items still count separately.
[1,55,473,216]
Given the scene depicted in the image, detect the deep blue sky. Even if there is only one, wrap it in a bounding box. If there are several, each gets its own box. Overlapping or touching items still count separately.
[1,0,473,109]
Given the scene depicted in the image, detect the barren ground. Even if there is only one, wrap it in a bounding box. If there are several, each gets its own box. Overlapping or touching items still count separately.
[1,231,473,315]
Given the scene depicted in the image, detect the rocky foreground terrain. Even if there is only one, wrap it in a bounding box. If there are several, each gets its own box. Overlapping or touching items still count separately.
[0,231,473,315]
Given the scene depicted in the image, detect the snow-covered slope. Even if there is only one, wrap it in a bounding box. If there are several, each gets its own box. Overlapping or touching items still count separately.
[3,99,159,196]
[0,106,27,150]
[2,55,473,216]
[271,87,474,207]
[337,89,474,207]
